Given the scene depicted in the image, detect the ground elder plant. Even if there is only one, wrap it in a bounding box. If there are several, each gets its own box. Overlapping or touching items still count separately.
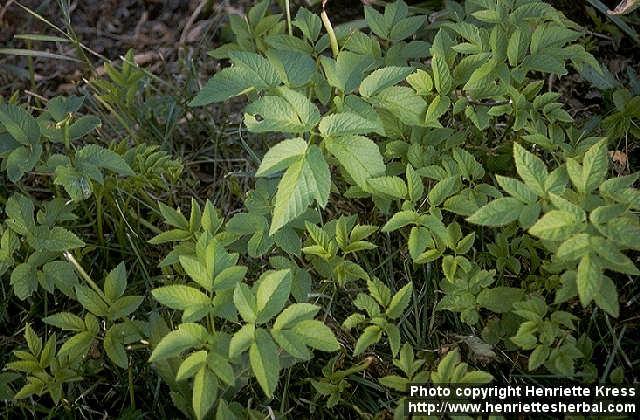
[1,0,639,418]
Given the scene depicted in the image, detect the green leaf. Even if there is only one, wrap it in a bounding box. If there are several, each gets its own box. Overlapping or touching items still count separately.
[319,112,380,137]
[390,16,425,41]
[76,145,134,176]
[43,312,85,331]
[189,52,279,106]
[381,210,419,232]
[271,329,310,359]
[249,329,280,398]
[293,7,322,41]
[273,303,320,330]
[24,324,41,356]
[75,285,109,316]
[425,95,450,127]
[513,143,547,196]
[432,56,452,94]
[368,176,407,199]
[158,203,189,229]
[6,144,42,182]
[57,331,94,359]
[109,296,144,320]
[245,87,320,133]
[152,285,211,322]
[256,138,307,177]
[10,263,37,300]
[577,254,601,306]
[325,135,385,191]
[594,275,619,317]
[233,283,257,324]
[266,48,315,87]
[192,367,218,420]
[406,69,433,95]
[529,210,582,241]
[529,345,550,371]
[370,86,427,125]
[189,67,253,107]
[176,351,207,382]
[359,66,414,97]
[365,5,389,38]
[149,324,208,362]
[428,176,459,206]
[104,326,128,369]
[256,269,292,324]
[467,198,524,227]
[0,103,40,145]
[5,193,35,234]
[293,320,340,351]
[207,352,235,386]
[477,287,524,313]
[320,51,376,93]
[496,175,538,203]
[354,325,382,356]
[530,24,581,55]
[575,140,609,193]
[386,282,413,319]
[270,145,330,235]
[104,262,127,302]
[229,324,255,358]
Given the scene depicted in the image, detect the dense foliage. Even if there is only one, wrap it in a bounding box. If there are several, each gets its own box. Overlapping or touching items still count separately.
[1,0,639,418]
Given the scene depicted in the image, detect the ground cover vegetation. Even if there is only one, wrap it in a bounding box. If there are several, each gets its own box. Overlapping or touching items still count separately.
[0,0,639,418]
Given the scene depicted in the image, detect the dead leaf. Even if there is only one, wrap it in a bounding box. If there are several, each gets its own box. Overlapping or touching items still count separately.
[463,336,496,362]
[608,0,640,15]
[609,150,629,174]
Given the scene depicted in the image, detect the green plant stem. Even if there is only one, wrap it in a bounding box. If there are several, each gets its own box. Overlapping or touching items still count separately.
[96,191,105,245]
[321,10,339,58]
[128,365,136,409]
[63,251,103,295]
[285,0,292,35]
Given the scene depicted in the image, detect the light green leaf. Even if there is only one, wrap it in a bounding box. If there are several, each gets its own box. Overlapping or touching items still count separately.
[229,324,255,358]
[249,329,280,398]
[43,312,85,331]
[104,326,128,369]
[149,324,208,362]
[577,254,601,306]
[406,69,433,95]
[325,135,385,191]
[104,262,127,302]
[293,320,340,351]
[319,112,380,137]
[256,138,307,177]
[176,350,207,382]
[367,176,407,199]
[496,175,538,203]
[513,143,547,196]
[273,303,320,330]
[428,176,459,206]
[270,145,330,235]
[467,198,524,227]
[359,66,414,97]
[256,269,292,324]
[233,283,257,324]
[192,366,218,420]
[0,103,40,145]
[432,56,452,94]
[354,325,382,356]
[245,87,320,133]
[10,263,38,300]
[529,210,582,241]
[386,282,413,319]
[477,287,524,313]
